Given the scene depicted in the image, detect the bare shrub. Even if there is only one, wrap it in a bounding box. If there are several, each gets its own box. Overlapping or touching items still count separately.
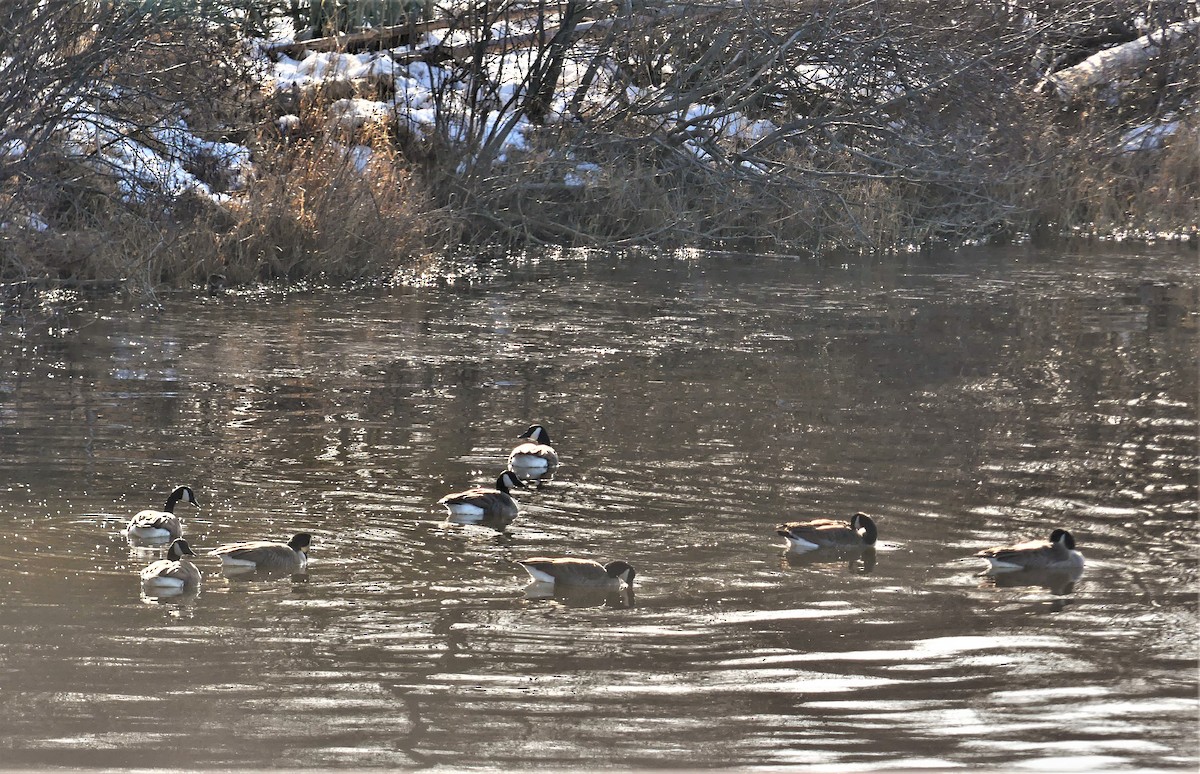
[4,0,1194,288]
[0,1,265,285]
[209,122,439,283]
[403,0,1196,250]
[0,1,443,288]
[420,1,1036,249]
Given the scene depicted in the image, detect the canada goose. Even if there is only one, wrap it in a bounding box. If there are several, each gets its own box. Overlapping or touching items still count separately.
[515,557,636,589]
[125,485,200,543]
[776,512,878,551]
[438,471,526,526]
[140,538,202,592]
[508,425,559,472]
[210,532,311,574]
[975,528,1084,572]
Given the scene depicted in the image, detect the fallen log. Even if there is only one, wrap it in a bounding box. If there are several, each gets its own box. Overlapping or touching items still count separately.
[1040,17,1200,102]
[401,16,610,66]
[266,3,618,58]
[266,18,449,58]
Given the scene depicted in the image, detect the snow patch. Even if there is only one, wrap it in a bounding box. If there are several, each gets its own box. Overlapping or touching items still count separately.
[60,100,251,205]
[1121,119,1181,152]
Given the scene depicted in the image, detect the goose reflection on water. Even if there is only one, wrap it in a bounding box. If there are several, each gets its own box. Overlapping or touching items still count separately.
[523,583,635,609]
[139,585,201,606]
[781,545,878,575]
[443,511,522,532]
[979,565,1084,596]
[218,566,311,584]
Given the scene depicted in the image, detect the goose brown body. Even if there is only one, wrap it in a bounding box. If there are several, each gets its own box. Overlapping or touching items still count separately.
[211,533,311,574]
[438,471,526,526]
[776,513,877,551]
[508,425,559,471]
[140,538,202,591]
[126,485,199,543]
[976,528,1084,572]
[516,557,636,588]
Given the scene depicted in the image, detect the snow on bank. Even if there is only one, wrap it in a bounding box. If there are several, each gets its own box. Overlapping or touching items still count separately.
[45,100,253,207]
[268,43,782,177]
[7,24,1187,222]
[1120,117,1182,152]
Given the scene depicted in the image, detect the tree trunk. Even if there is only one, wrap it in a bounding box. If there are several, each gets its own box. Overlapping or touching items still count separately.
[1040,17,1200,102]
[525,1,585,125]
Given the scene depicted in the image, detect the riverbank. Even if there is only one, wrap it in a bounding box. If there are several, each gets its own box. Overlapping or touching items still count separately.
[1,2,1196,290]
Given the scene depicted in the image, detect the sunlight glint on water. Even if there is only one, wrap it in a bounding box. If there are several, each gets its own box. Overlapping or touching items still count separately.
[0,246,1196,769]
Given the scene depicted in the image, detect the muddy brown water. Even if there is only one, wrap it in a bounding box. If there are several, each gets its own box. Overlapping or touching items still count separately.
[0,246,1196,769]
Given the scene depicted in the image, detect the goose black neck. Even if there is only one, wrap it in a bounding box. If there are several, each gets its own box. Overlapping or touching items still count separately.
[857,514,878,545]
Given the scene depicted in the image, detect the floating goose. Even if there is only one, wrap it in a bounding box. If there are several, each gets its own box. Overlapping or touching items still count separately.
[210,533,311,574]
[975,528,1084,572]
[775,512,877,551]
[438,471,526,527]
[140,538,201,593]
[126,485,200,544]
[515,557,636,589]
[507,424,559,473]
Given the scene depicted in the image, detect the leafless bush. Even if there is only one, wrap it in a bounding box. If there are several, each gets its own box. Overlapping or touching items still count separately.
[417,1,1032,249]
[206,120,439,283]
[415,0,1196,249]
[4,0,1194,288]
[0,1,266,284]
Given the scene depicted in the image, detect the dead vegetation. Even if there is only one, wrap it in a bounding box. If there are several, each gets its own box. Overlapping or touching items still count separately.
[0,1,1195,291]
[0,0,441,291]
[427,0,1197,251]
[208,123,440,284]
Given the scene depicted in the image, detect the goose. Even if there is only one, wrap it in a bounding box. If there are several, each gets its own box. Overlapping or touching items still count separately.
[975,528,1084,572]
[515,557,636,589]
[776,512,877,551]
[140,538,202,592]
[126,485,200,543]
[507,424,559,472]
[438,471,526,526]
[210,533,311,574]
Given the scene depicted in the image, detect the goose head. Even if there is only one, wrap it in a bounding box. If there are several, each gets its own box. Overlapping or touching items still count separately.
[1049,528,1075,550]
[604,560,636,586]
[495,471,527,493]
[850,512,878,545]
[166,538,197,560]
[518,425,552,445]
[166,485,200,511]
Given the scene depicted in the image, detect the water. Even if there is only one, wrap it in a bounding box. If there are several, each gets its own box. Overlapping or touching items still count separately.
[0,245,1196,770]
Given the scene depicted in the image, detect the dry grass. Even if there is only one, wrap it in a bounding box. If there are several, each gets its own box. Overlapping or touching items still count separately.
[1,111,444,290]
[3,1,1195,292]
[1023,113,1199,238]
[201,121,442,284]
